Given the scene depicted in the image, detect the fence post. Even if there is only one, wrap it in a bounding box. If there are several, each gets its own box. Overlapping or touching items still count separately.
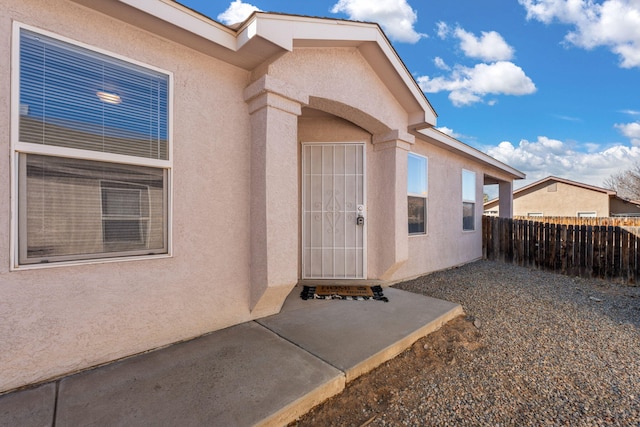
[543,222,551,270]
[533,221,538,268]
[482,216,488,259]
[606,226,615,280]
[579,225,587,278]
[560,225,567,274]
[613,226,621,280]
[585,226,593,278]
[633,231,640,285]
[621,229,630,284]
[566,225,574,275]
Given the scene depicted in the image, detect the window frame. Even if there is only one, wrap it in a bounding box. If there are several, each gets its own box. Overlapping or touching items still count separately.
[11,23,173,269]
[462,169,476,231]
[100,180,151,247]
[407,152,428,235]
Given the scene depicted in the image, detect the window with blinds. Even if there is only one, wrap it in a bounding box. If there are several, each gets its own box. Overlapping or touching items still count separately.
[19,29,168,159]
[15,26,170,265]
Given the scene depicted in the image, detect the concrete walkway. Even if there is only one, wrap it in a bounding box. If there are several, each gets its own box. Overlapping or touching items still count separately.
[0,287,462,427]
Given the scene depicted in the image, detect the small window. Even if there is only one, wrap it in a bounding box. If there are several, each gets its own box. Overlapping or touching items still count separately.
[14,26,170,266]
[101,181,150,248]
[462,169,476,231]
[577,211,597,218]
[527,212,543,217]
[547,183,557,192]
[408,153,427,234]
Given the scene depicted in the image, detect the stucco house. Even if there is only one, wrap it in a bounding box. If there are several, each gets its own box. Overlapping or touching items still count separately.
[484,176,640,217]
[0,0,524,394]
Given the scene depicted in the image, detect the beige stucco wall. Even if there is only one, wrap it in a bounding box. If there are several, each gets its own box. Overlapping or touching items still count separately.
[513,182,610,217]
[390,138,486,281]
[610,198,640,215]
[269,47,408,134]
[1,0,255,392]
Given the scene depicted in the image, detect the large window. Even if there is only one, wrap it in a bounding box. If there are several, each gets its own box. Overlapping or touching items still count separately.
[408,153,428,234]
[462,169,476,231]
[14,26,171,266]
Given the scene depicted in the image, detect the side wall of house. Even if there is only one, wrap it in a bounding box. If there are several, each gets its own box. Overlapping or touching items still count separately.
[513,182,610,217]
[610,198,640,215]
[389,138,493,281]
[0,0,255,392]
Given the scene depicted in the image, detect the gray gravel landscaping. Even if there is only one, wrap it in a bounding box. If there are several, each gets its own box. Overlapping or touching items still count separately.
[296,259,640,426]
[392,260,640,426]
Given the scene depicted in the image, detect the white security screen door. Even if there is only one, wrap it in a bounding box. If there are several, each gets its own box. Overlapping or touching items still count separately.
[302,143,366,278]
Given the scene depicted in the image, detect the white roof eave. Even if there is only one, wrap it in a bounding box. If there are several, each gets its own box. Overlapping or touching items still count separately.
[416,128,525,180]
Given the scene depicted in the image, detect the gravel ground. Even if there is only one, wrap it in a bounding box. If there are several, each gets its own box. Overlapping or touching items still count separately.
[294,260,640,426]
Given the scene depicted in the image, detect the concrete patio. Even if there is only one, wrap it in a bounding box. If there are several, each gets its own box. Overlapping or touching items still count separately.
[0,286,462,427]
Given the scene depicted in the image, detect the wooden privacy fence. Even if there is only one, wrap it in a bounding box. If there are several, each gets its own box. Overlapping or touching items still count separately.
[513,216,640,227]
[483,216,640,285]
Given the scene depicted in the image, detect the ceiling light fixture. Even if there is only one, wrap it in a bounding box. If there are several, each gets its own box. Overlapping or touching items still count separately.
[96,91,122,104]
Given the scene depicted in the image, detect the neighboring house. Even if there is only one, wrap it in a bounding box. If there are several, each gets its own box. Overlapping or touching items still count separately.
[0,0,524,393]
[484,176,640,217]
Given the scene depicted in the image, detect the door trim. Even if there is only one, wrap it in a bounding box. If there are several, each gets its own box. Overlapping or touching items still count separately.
[301,142,367,279]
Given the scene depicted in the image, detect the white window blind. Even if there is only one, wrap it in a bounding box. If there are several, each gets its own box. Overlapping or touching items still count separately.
[19,29,168,160]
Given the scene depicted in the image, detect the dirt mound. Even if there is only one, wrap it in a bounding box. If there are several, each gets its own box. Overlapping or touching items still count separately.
[290,315,482,426]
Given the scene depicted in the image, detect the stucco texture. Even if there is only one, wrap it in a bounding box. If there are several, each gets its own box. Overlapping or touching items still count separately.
[1,0,517,394]
[391,138,486,282]
[513,182,610,217]
[1,0,253,392]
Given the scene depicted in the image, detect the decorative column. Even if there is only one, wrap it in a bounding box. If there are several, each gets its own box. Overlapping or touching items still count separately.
[498,180,514,218]
[369,129,414,279]
[244,75,308,317]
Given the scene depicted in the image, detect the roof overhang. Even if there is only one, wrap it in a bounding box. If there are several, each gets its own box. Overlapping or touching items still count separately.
[514,176,616,197]
[69,0,437,127]
[415,127,526,181]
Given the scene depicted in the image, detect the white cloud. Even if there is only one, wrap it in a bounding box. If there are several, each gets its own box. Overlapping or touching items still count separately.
[417,61,536,106]
[615,121,640,146]
[519,0,640,68]
[217,0,261,25]
[436,21,450,39]
[434,56,450,70]
[436,126,460,138]
[330,0,426,43]
[454,28,515,61]
[554,114,582,122]
[485,136,640,189]
[584,142,602,153]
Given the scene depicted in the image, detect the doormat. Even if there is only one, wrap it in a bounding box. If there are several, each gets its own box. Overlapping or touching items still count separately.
[300,285,388,302]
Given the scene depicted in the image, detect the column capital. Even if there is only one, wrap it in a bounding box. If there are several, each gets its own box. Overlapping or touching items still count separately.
[244,75,308,115]
[372,129,414,151]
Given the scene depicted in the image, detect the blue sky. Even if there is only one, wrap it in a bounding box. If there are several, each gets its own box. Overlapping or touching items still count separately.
[179,0,640,190]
